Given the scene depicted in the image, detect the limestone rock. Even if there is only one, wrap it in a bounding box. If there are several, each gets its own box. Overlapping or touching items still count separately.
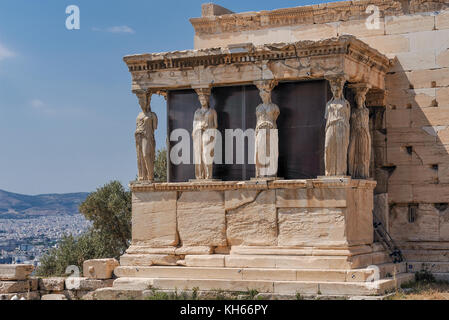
[83,258,119,279]
[65,277,114,291]
[0,292,40,301]
[177,191,227,246]
[38,277,65,291]
[92,288,143,300]
[0,280,31,294]
[41,294,67,301]
[0,264,34,281]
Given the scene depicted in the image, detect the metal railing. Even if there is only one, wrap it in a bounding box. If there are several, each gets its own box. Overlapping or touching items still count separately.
[373,210,405,264]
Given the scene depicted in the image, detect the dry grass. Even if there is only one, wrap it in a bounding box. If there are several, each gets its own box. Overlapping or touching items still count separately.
[388,281,449,300]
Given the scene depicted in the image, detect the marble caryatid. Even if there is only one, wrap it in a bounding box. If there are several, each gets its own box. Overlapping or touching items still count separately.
[135,90,158,181]
[348,84,371,179]
[254,80,280,178]
[192,88,218,180]
[324,76,350,176]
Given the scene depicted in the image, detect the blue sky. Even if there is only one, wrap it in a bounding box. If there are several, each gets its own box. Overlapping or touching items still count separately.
[0,0,331,195]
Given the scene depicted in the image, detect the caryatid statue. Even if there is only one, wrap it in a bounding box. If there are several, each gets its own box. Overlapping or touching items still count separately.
[254,80,280,178]
[324,76,350,176]
[192,87,218,180]
[348,84,371,179]
[135,90,158,181]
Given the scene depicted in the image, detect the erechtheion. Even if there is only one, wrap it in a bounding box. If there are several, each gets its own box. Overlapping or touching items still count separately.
[114,0,449,296]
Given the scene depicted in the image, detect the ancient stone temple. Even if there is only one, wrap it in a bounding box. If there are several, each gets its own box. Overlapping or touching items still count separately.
[113,1,449,296]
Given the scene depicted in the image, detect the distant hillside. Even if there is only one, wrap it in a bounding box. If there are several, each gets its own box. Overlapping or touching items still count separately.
[0,189,90,218]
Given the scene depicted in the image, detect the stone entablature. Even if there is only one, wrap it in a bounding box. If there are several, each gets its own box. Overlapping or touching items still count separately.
[190,0,448,36]
[123,36,390,93]
[130,177,376,192]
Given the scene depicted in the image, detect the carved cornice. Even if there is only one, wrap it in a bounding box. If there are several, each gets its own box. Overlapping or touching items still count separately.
[129,177,376,192]
[124,36,389,72]
[366,88,386,107]
[189,0,448,36]
[124,36,391,91]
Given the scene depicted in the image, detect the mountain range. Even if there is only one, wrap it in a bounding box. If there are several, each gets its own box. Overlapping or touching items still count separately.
[0,189,89,219]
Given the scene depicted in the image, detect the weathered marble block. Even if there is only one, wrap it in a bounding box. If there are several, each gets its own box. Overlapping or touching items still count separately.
[127,179,375,253]
[132,191,178,247]
[276,187,347,208]
[177,191,227,247]
[0,264,34,281]
[225,190,277,246]
[83,258,119,279]
[276,181,374,247]
[38,277,65,291]
[0,280,32,294]
[278,208,346,247]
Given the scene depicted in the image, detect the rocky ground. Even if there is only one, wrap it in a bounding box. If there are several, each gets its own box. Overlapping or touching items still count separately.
[387,280,449,300]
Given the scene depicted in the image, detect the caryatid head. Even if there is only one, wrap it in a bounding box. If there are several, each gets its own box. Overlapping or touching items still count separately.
[198,94,209,109]
[136,91,152,113]
[195,88,211,109]
[328,76,346,100]
[354,85,371,109]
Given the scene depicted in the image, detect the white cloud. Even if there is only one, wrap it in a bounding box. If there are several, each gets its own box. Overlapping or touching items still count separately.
[0,43,14,61]
[30,99,86,117]
[30,99,53,115]
[31,99,45,109]
[107,26,135,34]
[92,25,135,34]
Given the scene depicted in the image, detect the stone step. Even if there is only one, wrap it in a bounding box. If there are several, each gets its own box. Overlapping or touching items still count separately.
[121,252,394,269]
[112,273,414,296]
[114,262,407,283]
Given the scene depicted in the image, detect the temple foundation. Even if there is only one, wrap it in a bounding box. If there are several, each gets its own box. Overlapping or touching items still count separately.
[110,177,412,296]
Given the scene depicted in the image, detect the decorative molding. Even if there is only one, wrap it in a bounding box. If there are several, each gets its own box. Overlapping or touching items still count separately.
[189,0,448,36]
[123,36,391,92]
[129,178,376,192]
[366,88,386,108]
[124,37,390,73]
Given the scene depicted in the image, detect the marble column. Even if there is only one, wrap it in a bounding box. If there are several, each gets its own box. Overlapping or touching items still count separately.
[192,87,218,180]
[254,79,280,178]
[135,90,158,181]
[348,83,372,179]
[324,75,350,176]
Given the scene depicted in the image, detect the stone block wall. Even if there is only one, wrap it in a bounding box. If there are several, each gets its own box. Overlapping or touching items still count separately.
[0,262,116,300]
[130,179,375,251]
[190,1,449,256]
